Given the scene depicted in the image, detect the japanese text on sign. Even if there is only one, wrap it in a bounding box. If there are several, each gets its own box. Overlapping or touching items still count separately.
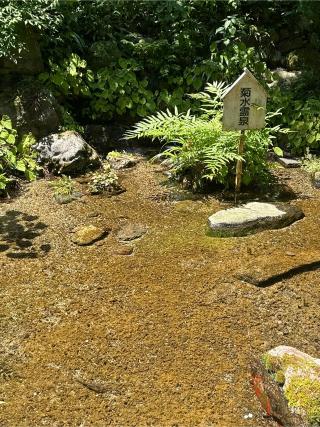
[238,88,251,126]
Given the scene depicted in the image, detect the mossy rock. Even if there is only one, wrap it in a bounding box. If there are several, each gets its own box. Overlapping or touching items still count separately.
[254,346,320,426]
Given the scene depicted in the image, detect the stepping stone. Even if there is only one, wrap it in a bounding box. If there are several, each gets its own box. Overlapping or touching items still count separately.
[208,202,304,237]
[277,157,301,168]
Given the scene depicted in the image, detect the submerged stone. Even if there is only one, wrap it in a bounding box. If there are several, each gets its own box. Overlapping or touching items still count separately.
[208,202,304,237]
[117,223,147,241]
[251,346,320,426]
[71,225,108,246]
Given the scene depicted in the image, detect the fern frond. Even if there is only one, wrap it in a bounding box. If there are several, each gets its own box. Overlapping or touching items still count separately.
[123,108,195,141]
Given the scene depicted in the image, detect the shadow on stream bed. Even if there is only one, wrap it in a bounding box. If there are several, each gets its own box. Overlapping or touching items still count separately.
[0,210,50,259]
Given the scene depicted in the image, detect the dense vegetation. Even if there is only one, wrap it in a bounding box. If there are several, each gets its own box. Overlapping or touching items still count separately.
[2,0,320,190]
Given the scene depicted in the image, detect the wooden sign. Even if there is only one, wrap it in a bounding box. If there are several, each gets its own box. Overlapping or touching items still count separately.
[222,68,267,131]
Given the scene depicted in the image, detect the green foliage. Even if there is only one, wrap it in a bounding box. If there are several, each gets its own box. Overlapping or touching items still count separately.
[269,75,320,155]
[59,106,84,133]
[0,0,62,61]
[49,175,74,196]
[125,83,284,190]
[0,116,39,191]
[302,158,320,174]
[39,54,156,121]
[34,1,274,122]
[39,53,90,97]
[89,58,156,119]
[4,0,320,159]
[89,163,120,195]
[211,14,269,80]
[107,151,134,159]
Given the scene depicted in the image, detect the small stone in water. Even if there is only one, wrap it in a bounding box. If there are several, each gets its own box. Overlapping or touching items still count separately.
[71,225,108,246]
[113,246,134,255]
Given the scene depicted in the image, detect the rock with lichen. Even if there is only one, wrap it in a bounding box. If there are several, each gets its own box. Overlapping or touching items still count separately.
[251,346,320,426]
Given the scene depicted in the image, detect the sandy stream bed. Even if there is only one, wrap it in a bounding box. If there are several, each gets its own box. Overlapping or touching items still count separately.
[0,161,319,426]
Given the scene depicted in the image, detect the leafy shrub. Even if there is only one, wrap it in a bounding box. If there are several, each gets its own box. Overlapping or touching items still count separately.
[39,53,91,97]
[0,0,62,61]
[49,175,74,196]
[125,83,285,190]
[89,163,123,195]
[39,54,156,121]
[269,74,320,155]
[0,116,39,191]
[210,14,269,80]
[302,158,320,174]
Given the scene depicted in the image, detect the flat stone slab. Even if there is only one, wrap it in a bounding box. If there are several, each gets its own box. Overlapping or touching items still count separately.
[208,202,304,237]
[277,157,301,168]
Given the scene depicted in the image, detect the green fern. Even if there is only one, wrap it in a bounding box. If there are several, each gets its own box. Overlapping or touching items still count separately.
[124,81,282,190]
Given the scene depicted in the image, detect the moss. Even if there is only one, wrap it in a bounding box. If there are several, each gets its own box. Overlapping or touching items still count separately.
[261,353,280,372]
[285,376,320,425]
[274,370,285,385]
[262,351,320,424]
[107,150,134,159]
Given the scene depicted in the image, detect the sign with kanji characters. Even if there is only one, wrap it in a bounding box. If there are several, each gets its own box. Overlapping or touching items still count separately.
[222,68,267,131]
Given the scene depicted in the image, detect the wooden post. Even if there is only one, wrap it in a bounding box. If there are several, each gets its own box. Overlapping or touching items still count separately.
[235,129,245,199]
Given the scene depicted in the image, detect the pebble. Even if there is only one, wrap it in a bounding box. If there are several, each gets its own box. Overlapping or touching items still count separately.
[285,251,296,257]
[113,246,134,256]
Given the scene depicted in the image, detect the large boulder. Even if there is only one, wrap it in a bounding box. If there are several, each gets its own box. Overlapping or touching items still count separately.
[208,202,304,237]
[251,346,320,426]
[34,131,101,174]
[0,82,60,139]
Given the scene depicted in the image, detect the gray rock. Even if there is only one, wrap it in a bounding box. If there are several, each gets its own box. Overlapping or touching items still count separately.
[0,84,60,139]
[208,202,304,237]
[251,346,320,427]
[270,69,301,89]
[107,155,138,170]
[314,172,320,188]
[34,131,101,174]
[277,157,301,168]
[117,223,147,241]
[71,225,109,246]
